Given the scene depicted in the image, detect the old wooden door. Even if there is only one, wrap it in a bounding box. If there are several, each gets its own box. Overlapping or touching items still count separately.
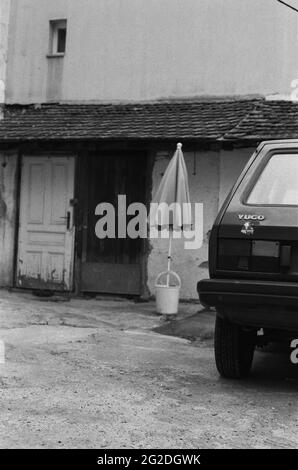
[81,151,147,295]
[16,156,75,291]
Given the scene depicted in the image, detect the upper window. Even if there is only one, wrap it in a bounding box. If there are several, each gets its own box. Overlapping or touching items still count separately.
[246,154,298,206]
[49,19,67,56]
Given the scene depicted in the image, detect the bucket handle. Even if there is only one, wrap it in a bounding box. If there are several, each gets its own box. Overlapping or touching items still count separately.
[155,270,181,288]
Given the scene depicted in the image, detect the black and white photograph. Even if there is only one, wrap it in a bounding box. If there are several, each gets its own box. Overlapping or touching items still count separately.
[0,0,298,456]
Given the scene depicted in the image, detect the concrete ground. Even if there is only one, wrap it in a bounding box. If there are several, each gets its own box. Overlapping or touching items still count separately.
[0,290,298,449]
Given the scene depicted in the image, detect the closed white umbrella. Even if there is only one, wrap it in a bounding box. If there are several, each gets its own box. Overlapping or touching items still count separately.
[150,143,192,288]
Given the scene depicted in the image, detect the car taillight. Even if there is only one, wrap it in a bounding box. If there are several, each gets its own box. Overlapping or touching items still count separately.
[217,239,281,273]
[218,239,251,271]
[251,240,280,273]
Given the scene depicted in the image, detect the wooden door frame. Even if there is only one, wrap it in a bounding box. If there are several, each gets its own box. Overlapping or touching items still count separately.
[140,146,155,298]
[79,146,153,297]
[14,152,77,291]
[13,144,153,297]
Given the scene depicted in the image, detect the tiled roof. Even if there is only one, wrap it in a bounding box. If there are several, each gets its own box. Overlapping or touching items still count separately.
[1,99,298,143]
[223,100,298,141]
[0,100,258,142]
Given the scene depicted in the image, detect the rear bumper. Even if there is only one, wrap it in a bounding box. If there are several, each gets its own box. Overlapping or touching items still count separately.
[197,278,298,330]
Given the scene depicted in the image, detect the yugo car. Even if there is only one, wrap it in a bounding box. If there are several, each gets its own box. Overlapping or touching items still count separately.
[198,140,298,378]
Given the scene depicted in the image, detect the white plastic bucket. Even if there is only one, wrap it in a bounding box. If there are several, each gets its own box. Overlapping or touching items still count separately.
[155,271,181,315]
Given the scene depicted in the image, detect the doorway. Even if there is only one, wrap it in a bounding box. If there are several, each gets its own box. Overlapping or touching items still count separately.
[81,150,148,295]
[16,155,75,291]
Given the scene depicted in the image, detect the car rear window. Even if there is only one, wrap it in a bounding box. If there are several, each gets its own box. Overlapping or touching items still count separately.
[246,153,298,206]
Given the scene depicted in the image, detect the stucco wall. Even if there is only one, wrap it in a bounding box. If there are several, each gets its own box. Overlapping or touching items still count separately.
[0,0,11,103]
[147,147,254,299]
[6,0,298,104]
[219,148,254,206]
[0,152,18,287]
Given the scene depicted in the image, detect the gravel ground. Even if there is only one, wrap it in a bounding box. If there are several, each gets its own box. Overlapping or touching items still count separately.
[0,290,298,449]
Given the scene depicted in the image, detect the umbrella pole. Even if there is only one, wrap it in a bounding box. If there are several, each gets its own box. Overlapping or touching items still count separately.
[167,231,172,287]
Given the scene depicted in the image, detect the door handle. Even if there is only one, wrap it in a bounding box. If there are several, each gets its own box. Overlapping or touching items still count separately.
[60,211,71,230]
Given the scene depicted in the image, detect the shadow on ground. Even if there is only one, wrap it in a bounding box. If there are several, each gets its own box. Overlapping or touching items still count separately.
[154,309,215,343]
[154,306,298,391]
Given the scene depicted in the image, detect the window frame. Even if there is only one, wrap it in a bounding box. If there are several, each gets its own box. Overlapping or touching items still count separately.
[48,19,67,57]
[242,150,298,208]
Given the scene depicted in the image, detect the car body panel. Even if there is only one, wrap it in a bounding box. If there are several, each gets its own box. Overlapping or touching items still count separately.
[198,140,298,331]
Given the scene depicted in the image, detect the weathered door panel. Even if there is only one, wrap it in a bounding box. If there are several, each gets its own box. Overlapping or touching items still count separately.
[81,263,141,295]
[81,151,147,295]
[17,156,75,291]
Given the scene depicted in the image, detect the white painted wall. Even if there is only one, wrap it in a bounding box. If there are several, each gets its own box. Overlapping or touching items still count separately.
[148,148,254,299]
[218,148,254,206]
[0,0,11,104]
[6,0,298,103]
[0,151,18,287]
[0,0,16,285]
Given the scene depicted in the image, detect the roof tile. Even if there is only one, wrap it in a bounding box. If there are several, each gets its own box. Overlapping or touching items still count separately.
[0,100,257,142]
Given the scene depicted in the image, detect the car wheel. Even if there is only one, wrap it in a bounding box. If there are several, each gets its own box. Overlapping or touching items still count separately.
[214,314,256,379]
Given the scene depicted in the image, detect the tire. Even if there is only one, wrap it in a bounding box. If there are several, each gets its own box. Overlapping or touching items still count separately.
[214,313,256,379]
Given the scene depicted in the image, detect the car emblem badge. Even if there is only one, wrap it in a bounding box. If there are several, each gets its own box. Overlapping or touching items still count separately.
[238,214,265,221]
[241,221,254,236]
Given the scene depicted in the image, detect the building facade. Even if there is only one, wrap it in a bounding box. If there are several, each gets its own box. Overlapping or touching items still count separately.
[0,0,298,298]
[0,0,11,103]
